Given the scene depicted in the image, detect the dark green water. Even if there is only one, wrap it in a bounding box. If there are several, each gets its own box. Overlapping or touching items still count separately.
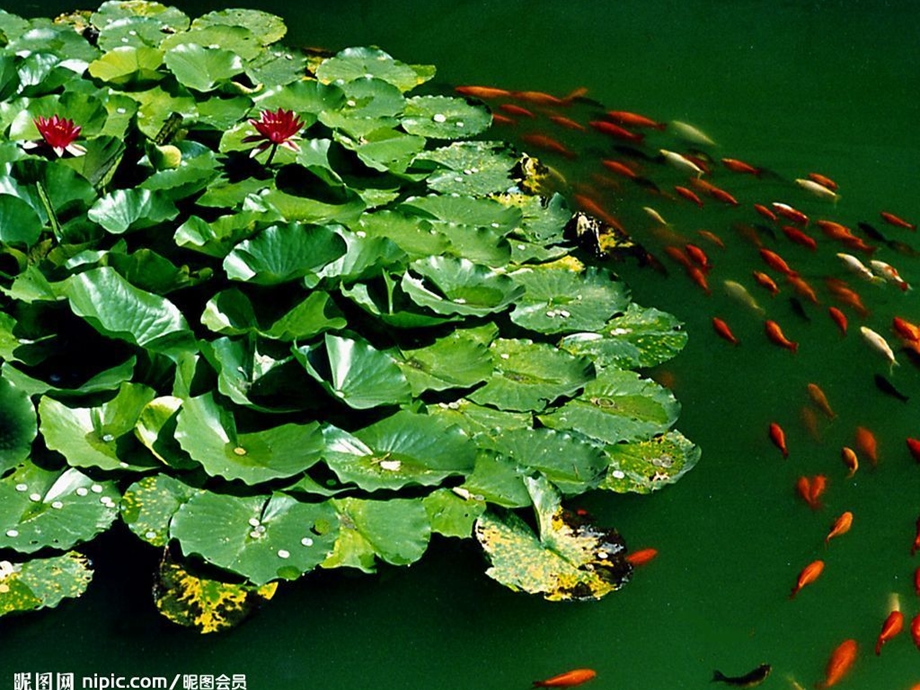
[3,1,920,689]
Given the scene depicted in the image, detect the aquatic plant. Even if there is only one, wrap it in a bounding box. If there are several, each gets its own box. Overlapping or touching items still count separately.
[0,1,696,631]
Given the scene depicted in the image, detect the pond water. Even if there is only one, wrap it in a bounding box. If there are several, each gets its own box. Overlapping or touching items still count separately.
[4,1,920,689]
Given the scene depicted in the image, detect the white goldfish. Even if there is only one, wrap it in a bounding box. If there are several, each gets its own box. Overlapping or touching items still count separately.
[836,253,880,283]
[670,121,717,146]
[860,326,898,372]
[795,178,839,201]
[723,280,766,316]
[659,149,704,176]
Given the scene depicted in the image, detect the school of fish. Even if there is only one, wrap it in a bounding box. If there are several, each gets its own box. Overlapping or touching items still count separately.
[453,82,919,688]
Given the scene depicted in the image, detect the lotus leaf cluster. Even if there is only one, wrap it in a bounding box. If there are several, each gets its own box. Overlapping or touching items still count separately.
[0,1,698,630]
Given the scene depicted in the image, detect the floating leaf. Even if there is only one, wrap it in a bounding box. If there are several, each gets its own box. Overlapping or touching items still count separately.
[401,95,491,139]
[423,488,485,538]
[402,256,524,317]
[154,551,278,633]
[397,328,493,395]
[295,333,412,410]
[539,370,680,445]
[174,393,325,484]
[87,46,164,85]
[121,474,202,547]
[133,395,196,470]
[322,497,431,573]
[88,188,178,235]
[321,410,476,491]
[170,492,339,585]
[426,398,532,439]
[164,43,244,92]
[0,377,37,474]
[191,8,286,45]
[400,193,522,231]
[0,464,119,554]
[475,475,631,601]
[468,338,594,412]
[599,429,700,494]
[355,211,449,259]
[0,195,42,247]
[0,552,93,617]
[315,47,428,92]
[460,451,531,508]
[223,223,347,285]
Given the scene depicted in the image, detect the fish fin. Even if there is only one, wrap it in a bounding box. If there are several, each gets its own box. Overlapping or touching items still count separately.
[712,670,727,682]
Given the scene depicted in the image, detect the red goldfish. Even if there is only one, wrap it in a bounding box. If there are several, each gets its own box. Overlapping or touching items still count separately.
[533,669,597,688]
[754,203,778,223]
[625,548,658,566]
[759,248,797,277]
[772,202,809,226]
[712,317,740,346]
[454,85,512,99]
[790,559,824,598]
[781,225,817,251]
[881,211,916,230]
[825,511,853,545]
[690,178,738,206]
[809,474,828,509]
[521,133,576,159]
[499,103,535,118]
[911,612,920,650]
[685,243,711,271]
[817,639,857,688]
[765,320,798,353]
[675,185,704,207]
[855,426,878,466]
[787,275,819,304]
[841,446,858,478]
[549,115,586,131]
[893,316,920,343]
[604,110,665,129]
[511,90,566,106]
[769,422,788,458]
[589,120,643,142]
[808,172,838,192]
[914,566,920,596]
[752,271,779,296]
[912,516,920,556]
[601,159,638,179]
[875,610,904,655]
[722,157,761,175]
[828,307,848,336]
[686,265,711,295]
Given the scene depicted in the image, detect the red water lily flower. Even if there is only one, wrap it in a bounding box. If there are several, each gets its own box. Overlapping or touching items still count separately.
[243,108,304,161]
[26,115,86,157]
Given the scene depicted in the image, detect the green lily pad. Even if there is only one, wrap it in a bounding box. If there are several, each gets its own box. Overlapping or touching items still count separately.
[475,474,631,601]
[121,474,202,547]
[0,551,93,617]
[340,277,463,330]
[87,46,164,85]
[1,357,136,400]
[401,95,491,139]
[263,184,366,226]
[402,256,524,317]
[426,398,533,440]
[468,338,594,412]
[191,8,287,45]
[96,16,175,50]
[321,410,476,491]
[164,43,244,92]
[400,193,523,231]
[154,551,278,633]
[0,464,120,554]
[322,497,431,573]
[397,328,494,395]
[558,304,688,369]
[38,383,158,472]
[315,47,429,92]
[340,127,426,174]
[355,210,449,259]
[317,230,407,284]
[252,79,345,117]
[170,491,340,585]
[62,267,195,360]
[416,141,518,196]
[423,488,486,538]
[223,223,347,285]
[174,392,325,484]
[0,376,37,473]
[88,188,178,235]
[500,192,572,244]
[460,451,531,508]
[133,395,196,470]
[599,429,700,494]
[509,265,631,335]
[161,24,262,61]
[539,370,680,445]
[294,333,412,410]
[441,225,512,267]
[0,195,42,247]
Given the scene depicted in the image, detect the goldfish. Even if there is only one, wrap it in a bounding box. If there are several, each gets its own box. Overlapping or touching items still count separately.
[712,317,740,346]
[490,113,516,126]
[859,326,898,371]
[685,243,711,271]
[675,185,704,207]
[772,202,809,226]
[869,259,909,290]
[511,90,566,106]
[818,220,874,252]
[520,133,576,158]
[686,265,711,295]
[892,316,920,343]
[875,610,904,655]
[906,438,920,463]
[825,511,853,545]
[724,280,766,315]
[911,612,920,650]
[454,85,512,99]
[711,664,771,687]
[572,194,625,232]
[790,559,824,598]
[782,225,817,251]
[721,157,761,175]
[697,229,725,248]
[671,120,716,146]
[589,120,643,142]
[765,320,798,353]
[660,149,704,176]
[808,172,838,191]
[533,669,597,688]
[690,178,739,206]
[825,279,869,317]
[499,103,535,118]
[817,639,857,688]
[880,211,916,230]
[548,115,586,131]
[759,248,797,277]
[807,383,836,419]
[644,206,670,227]
[836,253,878,282]
[912,515,920,555]
[828,307,848,336]
[601,159,638,179]
[855,426,878,466]
[787,275,819,304]
[915,565,920,596]
[801,406,820,442]
[605,110,666,129]
[841,446,858,477]
[625,548,658,566]
[769,422,788,458]
[809,474,828,509]
[754,203,778,223]
[795,178,839,201]
[752,271,779,296]
[664,245,693,269]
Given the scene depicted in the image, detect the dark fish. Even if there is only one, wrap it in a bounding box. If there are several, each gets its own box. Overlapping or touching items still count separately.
[613,144,657,161]
[874,373,909,402]
[887,239,920,258]
[857,221,889,243]
[712,663,772,688]
[789,297,811,322]
[634,176,662,193]
[753,223,779,242]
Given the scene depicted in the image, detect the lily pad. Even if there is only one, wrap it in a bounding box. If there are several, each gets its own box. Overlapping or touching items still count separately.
[223,223,347,285]
[154,551,278,634]
[321,410,476,491]
[121,474,202,547]
[0,464,120,554]
[415,141,518,197]
[0,377,37,474]
[315,47,429,93]
[133,395,196,470]
[402,256,524,317]
[539,370,680,445]
[355,211,449,259]
[400,193,522,231]
[397,328,494,395]
[0,551,93,616]
[426,398,533,439]
[170,491,339,585]
[87,46,164,85]
[468,338,594,412]
[599,429,701,494]
[423,488,486,538]
[0,194,42,247]
[401,95,491,139]
[322,497,431,573]
[88,188,178,235]
[174,392,325,484]
[164,43,244,92]
[191,8,287,45]
[475,475,631,601]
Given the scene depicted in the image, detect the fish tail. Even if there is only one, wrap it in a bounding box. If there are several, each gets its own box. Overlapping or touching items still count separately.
[711,670,727,682]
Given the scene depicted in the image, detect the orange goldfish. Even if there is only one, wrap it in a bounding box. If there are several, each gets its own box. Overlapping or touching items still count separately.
[769,422,788,458]
[809,475,828,509]
[511,90,565,106]
[712,317,740,346]
[907,438,920,463]
[911,612,920,650]
[754,203,778,223]
[690,178,738,206]
[855,426,878,466]
[790,559,824,598]
[808,172,838,192]
[722,157,761,175]
[454,85,512,99]
[664,245,693,269]
[491,113,516,126]
[533,669,597,688]
[604,110,666,130]
[759,248,797,277]
[825,511,853,545]
[807,383,836,419]
[521,133,576,159]
[787,275,819,304]
[589,120,643,142]
[914,565,920,596]
[781,225,817,251]
[772,202,809,226]
[697,229,725,248]
[600,159,639,180]
[841,446,858,478]
[499,103,535,118]
[572,194,626,233]
[752,271,780,296]
[549,115,586,131]
[765,320,798,353]
[875,610,904,655]
[675,185,704,207]
[912,516,920,556]
[686,265,711,295]
[880,211,916,230]
[893,316,920,343]
[685,243,711,271]
[828,307,848,336]
[817,639,857,688]
[625,548,658,566]
[801,406,821,442]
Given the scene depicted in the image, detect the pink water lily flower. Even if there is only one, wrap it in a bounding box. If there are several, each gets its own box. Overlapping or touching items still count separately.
[243,108,304,162]
[27,115,86,157]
